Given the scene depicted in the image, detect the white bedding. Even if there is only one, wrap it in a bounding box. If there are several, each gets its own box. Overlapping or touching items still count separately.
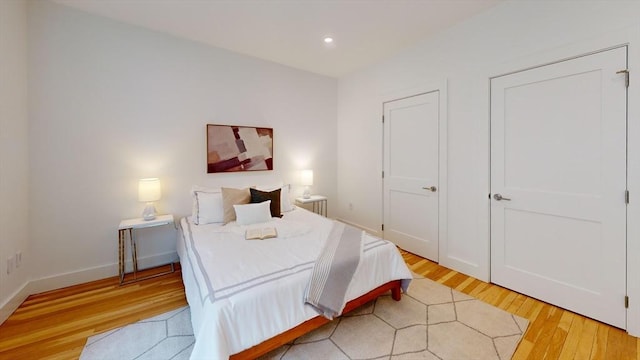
[177,207,412,359]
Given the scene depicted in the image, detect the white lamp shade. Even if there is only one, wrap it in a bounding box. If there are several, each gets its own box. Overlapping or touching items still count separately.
[300,170,314,186]
[138,178,161,202]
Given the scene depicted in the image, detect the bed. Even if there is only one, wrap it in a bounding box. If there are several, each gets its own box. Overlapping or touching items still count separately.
[177,186,412,359]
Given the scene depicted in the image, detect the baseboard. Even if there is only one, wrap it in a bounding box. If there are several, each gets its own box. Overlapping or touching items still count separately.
[0,251,178,324]
[335,218,382,237]
[0,281,30,326]
[29,251,178,295]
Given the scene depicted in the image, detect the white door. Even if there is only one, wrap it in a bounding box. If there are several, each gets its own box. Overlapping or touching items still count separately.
[383,92,440,261]
[490,47,627,328]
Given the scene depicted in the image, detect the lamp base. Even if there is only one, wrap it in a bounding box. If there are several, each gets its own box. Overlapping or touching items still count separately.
[142,202,157,221]
[303,186,311,199]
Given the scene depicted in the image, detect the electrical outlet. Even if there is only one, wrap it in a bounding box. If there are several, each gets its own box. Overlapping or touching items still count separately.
[6,256,14,275]
[15,251,22,268]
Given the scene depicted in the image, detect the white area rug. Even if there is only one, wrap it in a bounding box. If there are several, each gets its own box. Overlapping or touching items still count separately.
[80,307,194,360]
[80,276,528,360]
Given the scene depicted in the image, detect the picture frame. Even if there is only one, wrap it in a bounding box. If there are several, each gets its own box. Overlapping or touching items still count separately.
[206,124,274,173]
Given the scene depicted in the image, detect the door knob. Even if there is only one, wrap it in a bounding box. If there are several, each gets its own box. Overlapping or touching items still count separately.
[493,193,511,201]
[422,186,437,192]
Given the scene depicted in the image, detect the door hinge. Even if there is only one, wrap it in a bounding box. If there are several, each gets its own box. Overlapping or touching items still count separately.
[381,224,384,231]
[617,69,629,88]
[382,171,385,179]
[625,295,629,308]
[626,190,630,204]
[382,115,385,123]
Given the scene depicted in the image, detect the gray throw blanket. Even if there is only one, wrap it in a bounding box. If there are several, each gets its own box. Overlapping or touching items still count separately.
[304,222,363,319]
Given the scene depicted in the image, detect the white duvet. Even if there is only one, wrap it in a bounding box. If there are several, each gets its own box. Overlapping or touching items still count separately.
[178,208,412,360]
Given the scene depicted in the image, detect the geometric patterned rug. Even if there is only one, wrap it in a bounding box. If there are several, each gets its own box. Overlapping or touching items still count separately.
[260,274,529,360]
[80,274,528,360]
[79,307,194,360]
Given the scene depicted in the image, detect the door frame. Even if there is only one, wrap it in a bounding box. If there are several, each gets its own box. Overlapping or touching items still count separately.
[486,26,640,335]
[380,80,448,262]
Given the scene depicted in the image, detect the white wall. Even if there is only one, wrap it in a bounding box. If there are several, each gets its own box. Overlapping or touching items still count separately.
[337,0,640,292]
[0,0,30,323]
[26,0,337,292]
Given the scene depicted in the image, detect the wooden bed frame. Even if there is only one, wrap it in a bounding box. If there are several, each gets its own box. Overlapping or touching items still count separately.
[230,280,402,360]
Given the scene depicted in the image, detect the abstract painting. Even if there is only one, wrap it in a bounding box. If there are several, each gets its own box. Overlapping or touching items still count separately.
[206,124,273,173]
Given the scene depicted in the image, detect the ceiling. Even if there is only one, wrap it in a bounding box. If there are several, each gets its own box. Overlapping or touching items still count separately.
[52,0,503,78]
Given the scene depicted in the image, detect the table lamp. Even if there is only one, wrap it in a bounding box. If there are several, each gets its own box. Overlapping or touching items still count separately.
[138,178,161,220]
[300,170,313,199]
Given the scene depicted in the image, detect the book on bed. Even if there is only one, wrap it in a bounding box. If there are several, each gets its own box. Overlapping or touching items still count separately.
[245,227,277,240]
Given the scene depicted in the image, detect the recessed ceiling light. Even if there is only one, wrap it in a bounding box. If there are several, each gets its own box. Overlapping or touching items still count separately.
[323,37,334,44]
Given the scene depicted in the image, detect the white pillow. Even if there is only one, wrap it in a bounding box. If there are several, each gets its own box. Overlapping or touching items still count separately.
[191,185,220,194]
[256,183,293,212]
[192,186,223,225]
[233,200,272,225]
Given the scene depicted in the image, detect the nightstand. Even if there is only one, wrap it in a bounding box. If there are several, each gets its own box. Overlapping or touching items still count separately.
[295,195,328,217]
[118,214,175,285]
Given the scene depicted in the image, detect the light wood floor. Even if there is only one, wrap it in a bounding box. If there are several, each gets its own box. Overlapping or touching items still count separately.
[401,251,638,360]
[0,254,637,359]
[0,265,187,359]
